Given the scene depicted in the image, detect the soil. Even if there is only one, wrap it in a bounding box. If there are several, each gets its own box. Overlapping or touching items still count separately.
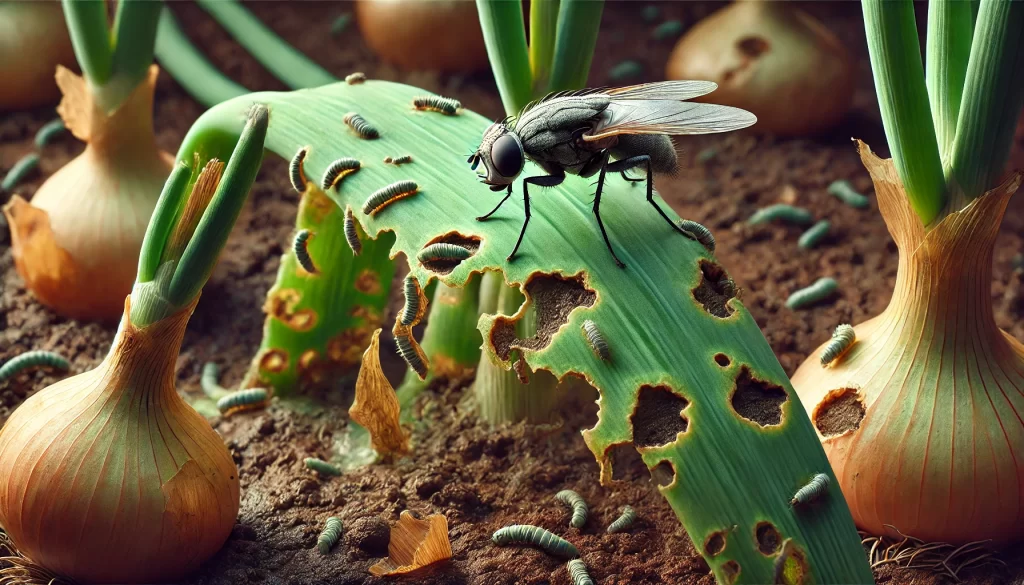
[2,2,1024,585]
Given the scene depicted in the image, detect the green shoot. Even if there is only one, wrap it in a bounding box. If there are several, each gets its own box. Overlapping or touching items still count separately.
[62,0,112,86]
[949,0,1024,202]
[547,0,604,92]
[197,0,335,90]
[925,0,973,164]
[155,8,248,107]
[862,0,946,225]
[529,0,560,96]
[476,0,532,114]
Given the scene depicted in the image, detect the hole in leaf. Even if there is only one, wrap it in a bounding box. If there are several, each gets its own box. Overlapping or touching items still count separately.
[776,544,809,585]
[704,530,728,557]
[813,388,865,437]
[650,461,675,487]
[692,260,736,318]
[489,273,596,359]
[714,353,731,367]
[631,385,689,448]
[730,367,788,427]
[607,443,648,483]
[258,348,289,373]
[756,522,782,555]
[419,232,481,275]
[721,560,740,584]
[737,36,770,58]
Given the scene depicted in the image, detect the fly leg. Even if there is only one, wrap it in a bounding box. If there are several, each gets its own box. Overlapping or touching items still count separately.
[476,184,513,221]
[507,171,565,262]
[620,171,644,183]
[593,152,628,269]
[605,154,689,237]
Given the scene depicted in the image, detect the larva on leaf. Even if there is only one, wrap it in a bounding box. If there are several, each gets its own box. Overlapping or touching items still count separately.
[412,95,461,115]
[363,180,419,215]
[293,229,317,274]
[791,473,830,506]
[343,112,379,139]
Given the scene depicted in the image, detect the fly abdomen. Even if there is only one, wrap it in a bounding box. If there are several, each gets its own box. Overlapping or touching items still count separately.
[610,134,678,174]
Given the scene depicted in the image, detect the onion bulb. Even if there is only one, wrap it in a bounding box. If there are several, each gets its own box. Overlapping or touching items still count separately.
[0,2,75,111]
[665,1,854,137]
[3,64,172,322]
[0,296,239,583]
[355,0,488,73]
[791,142,1024,544]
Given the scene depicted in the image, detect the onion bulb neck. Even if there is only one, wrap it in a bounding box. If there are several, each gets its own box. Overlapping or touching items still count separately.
[792,141,1024,544]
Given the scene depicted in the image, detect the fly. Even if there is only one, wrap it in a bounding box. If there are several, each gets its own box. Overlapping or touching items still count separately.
[468,81,756,268]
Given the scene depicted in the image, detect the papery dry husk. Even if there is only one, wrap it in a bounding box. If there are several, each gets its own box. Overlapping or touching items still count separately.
[369,511,452,576]
[0,297,239,583]
[3,65,172,322]
[350,329,410,458]
[666,1,854,137]
[792,141,1024,543]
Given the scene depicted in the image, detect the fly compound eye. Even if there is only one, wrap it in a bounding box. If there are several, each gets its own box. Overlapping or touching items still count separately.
[491,134,524,178]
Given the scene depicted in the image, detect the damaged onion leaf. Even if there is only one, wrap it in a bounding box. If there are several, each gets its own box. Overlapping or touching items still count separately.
[175,80,871,584]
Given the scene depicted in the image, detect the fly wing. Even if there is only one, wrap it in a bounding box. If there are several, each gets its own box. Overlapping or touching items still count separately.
[604,81,719,102]
[583,99,756,141]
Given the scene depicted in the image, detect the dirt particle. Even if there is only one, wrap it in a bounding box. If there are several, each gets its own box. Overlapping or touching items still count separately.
[704,530,727,557]
[346,516,391,555]
[755,522,782,555]
[692,260,736,318]
[730,367,788,427]
[813,388,865,437]
[721,560,741,584]
[489,272,596,359]
[714,353,731,367]
[410,472,445,498]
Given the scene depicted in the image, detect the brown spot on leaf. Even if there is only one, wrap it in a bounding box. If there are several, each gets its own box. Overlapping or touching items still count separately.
[813,388,865,437]
[774,540,809,585]
[355,269,382,295]
[631,385,689,448]
[419,232,481,275]
[704,530,728,557]
[756,522,782,555]
[489,273,596,360]
[692,260,736,318]
[715,353,731,367]
[730,367,788,427]
[721,560,740,584]
[258,348,289,373]
[265,288,318,332]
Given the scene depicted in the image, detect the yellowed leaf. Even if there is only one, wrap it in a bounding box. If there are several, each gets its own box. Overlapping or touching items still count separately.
[350,329,409,457]
[369,511,452,576]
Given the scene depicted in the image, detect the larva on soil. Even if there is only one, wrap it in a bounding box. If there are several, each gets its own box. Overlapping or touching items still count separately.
[581,320,610,361]
[828,179,870,209]
[606,506,637,534]
[555,490,589,528]
[747,204,814,226]
[216,388,269,414]
[0,351,69,383]
[492,525,579,559]
[362,180,418,215]
[34,118,67,148]
[791,473,830,506]
[567,559,594,585]
[320,157,361,191]
[1,153,39,193]
[305,457,342,477]
[785,277,838,309]
[317,517,343,554]
[798,220,831,250]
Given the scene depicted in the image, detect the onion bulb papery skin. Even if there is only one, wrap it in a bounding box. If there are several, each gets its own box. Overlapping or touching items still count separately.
[0,2,75,111]
[791,142,1024,544]
[0,297,239,584]
[355,0,488,73]
[665,1,854,137]
[3,65,172,322]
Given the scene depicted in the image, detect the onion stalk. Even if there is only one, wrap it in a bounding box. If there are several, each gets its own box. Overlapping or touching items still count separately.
[3,0,169,322]
[0,105,268,583]
[0,2,75,112]
[792,0,1024,544]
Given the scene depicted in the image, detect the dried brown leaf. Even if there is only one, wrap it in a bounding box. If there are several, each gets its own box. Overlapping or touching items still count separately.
[350,329,410,457]
[369,511,452,576]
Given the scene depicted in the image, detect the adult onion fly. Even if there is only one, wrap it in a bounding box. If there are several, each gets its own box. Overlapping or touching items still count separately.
[468,81,756,268]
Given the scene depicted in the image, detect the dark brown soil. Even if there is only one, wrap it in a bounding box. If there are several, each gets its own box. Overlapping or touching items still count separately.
[2,2,1023,585]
